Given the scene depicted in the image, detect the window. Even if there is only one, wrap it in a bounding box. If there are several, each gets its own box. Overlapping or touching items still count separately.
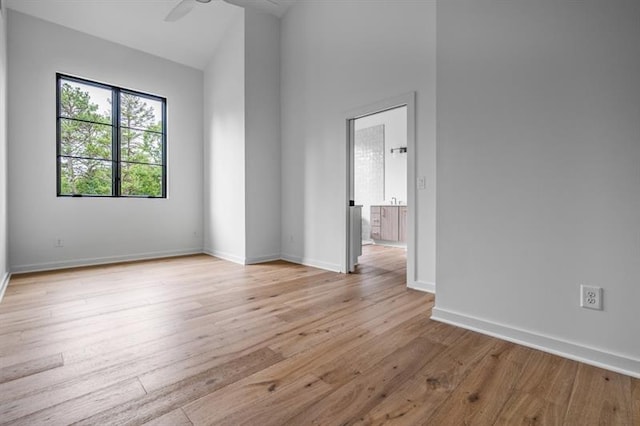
[56,74,167,198]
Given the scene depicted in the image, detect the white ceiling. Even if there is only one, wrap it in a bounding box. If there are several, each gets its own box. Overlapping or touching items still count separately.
[5,0,288,70]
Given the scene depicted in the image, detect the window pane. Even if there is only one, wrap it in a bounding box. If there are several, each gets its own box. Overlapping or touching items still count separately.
[121,163,163,197]
[60,118,112,160]
[120,128,162,164]
[120,93,163,133]
[59,79,112,124]
[59,157,113,196]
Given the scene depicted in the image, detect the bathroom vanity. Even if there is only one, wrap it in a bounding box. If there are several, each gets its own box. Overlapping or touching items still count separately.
[370,205,407,243]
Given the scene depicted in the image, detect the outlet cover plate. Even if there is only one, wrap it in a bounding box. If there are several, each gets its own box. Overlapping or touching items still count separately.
[580,285,602,310]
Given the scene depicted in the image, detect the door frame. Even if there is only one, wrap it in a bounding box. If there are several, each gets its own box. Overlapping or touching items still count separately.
[344,92,416,286]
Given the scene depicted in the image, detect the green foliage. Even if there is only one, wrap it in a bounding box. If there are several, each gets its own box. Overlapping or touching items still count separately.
[119,93,163,197]
[59,82,164,197]
[59,83,112,195]
[121,163,162,197]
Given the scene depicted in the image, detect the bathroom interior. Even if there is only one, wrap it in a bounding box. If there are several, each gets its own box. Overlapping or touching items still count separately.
[354,106,408,251]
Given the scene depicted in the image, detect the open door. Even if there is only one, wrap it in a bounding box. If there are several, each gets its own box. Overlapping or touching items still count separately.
[346,118,359,273]
[348,204,362,272]
[345,93,415,283]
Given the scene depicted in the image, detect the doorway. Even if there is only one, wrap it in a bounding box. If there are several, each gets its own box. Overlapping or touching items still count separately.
[345,93,416,287]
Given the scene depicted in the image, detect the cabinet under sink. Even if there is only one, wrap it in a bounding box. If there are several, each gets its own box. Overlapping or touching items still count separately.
[370,205,407,243]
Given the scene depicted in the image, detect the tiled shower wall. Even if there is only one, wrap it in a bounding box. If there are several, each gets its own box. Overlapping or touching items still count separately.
[354,124,385,242]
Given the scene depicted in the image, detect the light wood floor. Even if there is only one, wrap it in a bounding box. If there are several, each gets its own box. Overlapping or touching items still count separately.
[0,245,638,425]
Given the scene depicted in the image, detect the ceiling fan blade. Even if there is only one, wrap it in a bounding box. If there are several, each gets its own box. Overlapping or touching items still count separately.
[165,0,197,22]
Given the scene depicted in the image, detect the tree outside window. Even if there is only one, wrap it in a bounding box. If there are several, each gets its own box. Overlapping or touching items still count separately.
[57,74,166,198]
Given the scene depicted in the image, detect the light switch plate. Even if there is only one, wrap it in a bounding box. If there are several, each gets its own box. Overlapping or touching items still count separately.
[417,176,426,190]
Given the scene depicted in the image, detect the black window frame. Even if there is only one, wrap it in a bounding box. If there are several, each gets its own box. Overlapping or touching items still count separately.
[56,73,167,198]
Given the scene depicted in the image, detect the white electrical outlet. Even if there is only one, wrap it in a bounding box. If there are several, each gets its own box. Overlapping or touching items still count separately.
[580,285,602,310]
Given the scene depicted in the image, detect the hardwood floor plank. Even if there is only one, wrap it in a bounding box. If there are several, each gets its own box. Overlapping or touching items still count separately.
[74,347,284,426]
[0,298,197,337]
[563,364,633,425]
[493,351,579,425]
[494,391,567,426]
[136,291,405,393]
[358,291,432,336]
[0,353,63,384]
[191,374,332,426]
[183,311,433,424]
[182,326,372,424]
[312,313,433,386]
[277,273,406,316]
[140,293,407,392]
[142,408,193,426]
[284,336,446,425]
[266,301,382,358]
[511,350,579,403]
[0,314,288,408]
[3,294,279,367]
[11,270,384,370]
[0,308,53,332]
[632,379,640,425]
[417,318,467,347]
[0,266,402,406]
[135,323,292,392]
[351,330,498,425]
[1,377,146,425]
[0,246,637,425]
[0,300,203,347]
[424,342,534,425]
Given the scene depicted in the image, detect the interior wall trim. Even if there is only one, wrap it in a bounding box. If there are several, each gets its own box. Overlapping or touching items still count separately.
[281,253,341,273]
[0,272,11,303]
[409,280,435,294]
[11,248,202,274]
[432,306,640,379]
[203,248,246,265]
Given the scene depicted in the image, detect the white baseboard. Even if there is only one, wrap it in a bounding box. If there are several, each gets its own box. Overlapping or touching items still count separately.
[280,253,342,273]
[203,248,246,265]
[245,254,282,264]
[408,280,435,294]
[0,272,11,303]
[431,307,640,379]
[11,248,203,274]
[371,241,408,249]
[203,249,340,271]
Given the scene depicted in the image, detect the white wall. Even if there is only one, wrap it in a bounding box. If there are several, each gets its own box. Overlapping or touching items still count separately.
[245,10,281,263]
[355,107,408,204]
[203,10,281,265]
[203,10,246,263]
[434,0,640,376]
[7,11,204,272]
[0,4,8,293]
[280,0,436,277]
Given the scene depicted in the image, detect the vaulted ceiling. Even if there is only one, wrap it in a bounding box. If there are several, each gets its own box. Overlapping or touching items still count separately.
[6,0,296,70]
